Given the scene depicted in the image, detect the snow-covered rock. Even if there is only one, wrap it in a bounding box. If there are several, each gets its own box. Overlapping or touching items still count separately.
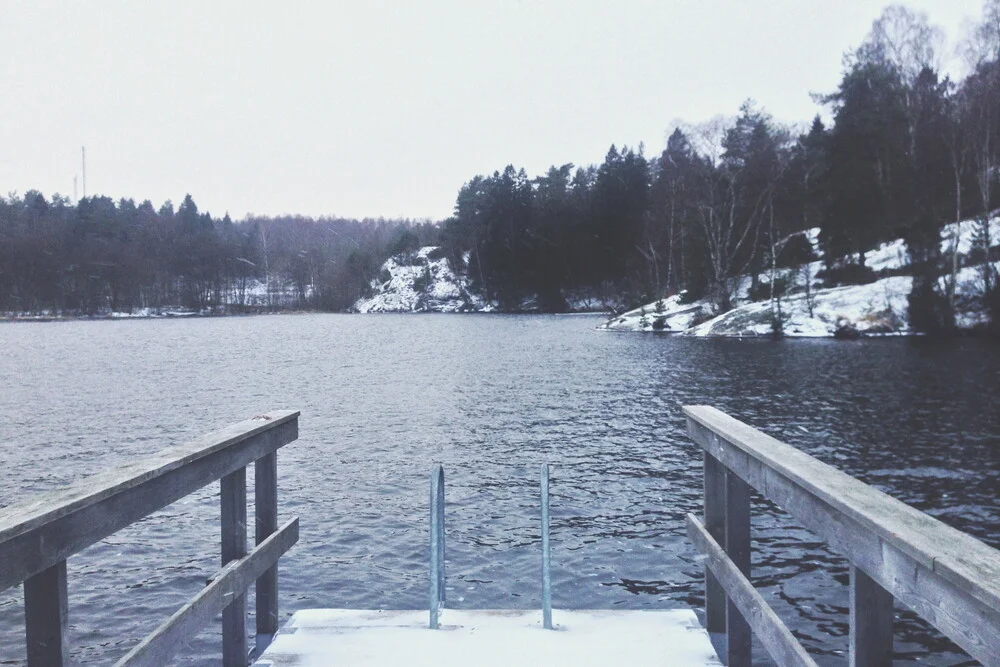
[598,293,714,333]
[353,247,486,313]
[353,248,621,314]
[685,276,912,338]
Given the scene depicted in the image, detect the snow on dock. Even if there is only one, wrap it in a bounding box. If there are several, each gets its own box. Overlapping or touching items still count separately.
[254,608,722,666]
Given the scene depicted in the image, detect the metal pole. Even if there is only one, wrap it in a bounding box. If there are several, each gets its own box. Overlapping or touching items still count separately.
[436,466,445,605]
[429,465,445,629]
[541,463,552,629]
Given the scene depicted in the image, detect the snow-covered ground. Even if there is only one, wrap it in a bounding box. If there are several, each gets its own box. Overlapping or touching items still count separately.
[601,215,1000,337]
[353,247,487,313]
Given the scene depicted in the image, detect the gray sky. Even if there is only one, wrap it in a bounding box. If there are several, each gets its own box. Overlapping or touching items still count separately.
[0,0,986,221]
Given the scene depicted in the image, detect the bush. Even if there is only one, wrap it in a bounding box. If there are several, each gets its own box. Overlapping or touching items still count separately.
[819,263,877,287]
[412,266,433,293]
[424,247,446,261]
[907,280,955,335]
[679,289,701,305]
[397,252,422,266]
[689,311,715,328]
[985,283,1000,333]
[777,234,816,268]
[537,287,569,313]
[748,278,787,302]
[388,229,421,256]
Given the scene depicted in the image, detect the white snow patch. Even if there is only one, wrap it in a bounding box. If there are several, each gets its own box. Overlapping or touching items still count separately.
[598,292,714,333]
[941,214,1000,257]
[865,237,908,273]
[255,609,721,667]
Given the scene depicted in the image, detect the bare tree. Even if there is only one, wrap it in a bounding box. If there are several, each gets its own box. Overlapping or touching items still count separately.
[959,1,1000,295]
[259,222,272,310]
[861,5,944,86]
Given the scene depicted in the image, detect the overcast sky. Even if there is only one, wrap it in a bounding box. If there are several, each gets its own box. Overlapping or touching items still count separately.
[0,0,987,221]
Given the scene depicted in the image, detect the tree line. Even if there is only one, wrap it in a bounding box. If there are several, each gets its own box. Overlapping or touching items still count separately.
[0,192,435,314]
[441,2,1000,331]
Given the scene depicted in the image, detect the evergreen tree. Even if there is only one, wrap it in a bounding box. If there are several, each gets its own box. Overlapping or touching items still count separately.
[822,58,909,268]
[905,67,955,333]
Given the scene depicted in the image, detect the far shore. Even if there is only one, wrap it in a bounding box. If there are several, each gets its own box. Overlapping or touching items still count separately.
[0,308,613,323]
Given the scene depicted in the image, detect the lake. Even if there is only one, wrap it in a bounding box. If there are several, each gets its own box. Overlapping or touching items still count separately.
[1,314,998,665]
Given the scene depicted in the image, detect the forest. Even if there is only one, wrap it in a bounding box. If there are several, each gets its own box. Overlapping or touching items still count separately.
[2,3,999,332]
[441,3,1000,332]
[0,193,437,314]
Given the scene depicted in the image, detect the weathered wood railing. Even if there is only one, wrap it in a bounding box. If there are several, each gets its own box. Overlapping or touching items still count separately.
[0,410,301,667]
[684,406,1000,667]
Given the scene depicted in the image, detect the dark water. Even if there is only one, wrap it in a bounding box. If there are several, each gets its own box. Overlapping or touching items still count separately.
[0,314,997,665]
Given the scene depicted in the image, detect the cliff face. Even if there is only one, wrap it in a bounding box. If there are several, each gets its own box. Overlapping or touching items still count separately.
[353,247,488,313]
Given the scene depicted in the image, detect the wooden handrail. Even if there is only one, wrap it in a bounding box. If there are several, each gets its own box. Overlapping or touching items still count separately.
[0,411,301,667]
[684,405,1000,667]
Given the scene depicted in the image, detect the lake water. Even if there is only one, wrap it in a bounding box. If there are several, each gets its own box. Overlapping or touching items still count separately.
[0,314,998,665]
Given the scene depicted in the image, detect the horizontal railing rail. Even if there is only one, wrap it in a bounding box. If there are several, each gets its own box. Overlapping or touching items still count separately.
[0,410,301,667]
[684,405,1000,667]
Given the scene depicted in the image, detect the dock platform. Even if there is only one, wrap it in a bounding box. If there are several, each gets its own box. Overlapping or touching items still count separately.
[254,609,723,666]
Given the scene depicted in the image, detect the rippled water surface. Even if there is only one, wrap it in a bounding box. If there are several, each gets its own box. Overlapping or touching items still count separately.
[0,314,998,665]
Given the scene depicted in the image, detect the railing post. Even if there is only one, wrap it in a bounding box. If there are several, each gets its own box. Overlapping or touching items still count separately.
[255,452,278,656]
[704,452,726,634]
[429,465,445,629]
[850,565,894,667]
[725,471,752,667]
[24,559,68,666]
[221,467,248,667]
[541,463,552,630]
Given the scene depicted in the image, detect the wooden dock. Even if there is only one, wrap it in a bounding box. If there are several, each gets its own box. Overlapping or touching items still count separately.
[1,407,999,666]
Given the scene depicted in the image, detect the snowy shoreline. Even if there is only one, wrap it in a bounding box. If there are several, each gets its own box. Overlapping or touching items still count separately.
[0,309,320,323]
[600,217,1000,338]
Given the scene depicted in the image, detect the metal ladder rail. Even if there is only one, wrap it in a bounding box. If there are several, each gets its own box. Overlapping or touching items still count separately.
[428,464,554,630]
[429,465,446,629]
[541,463,552,629]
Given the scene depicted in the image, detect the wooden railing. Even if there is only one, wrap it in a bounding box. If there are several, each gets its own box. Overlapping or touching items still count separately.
[0,411,301,667]
[683,406,1000,667]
